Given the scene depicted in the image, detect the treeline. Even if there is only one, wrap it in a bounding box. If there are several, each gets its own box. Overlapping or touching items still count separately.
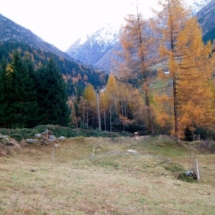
[69,74,148,133]
[0,52,70,128]
[0,41,108,96]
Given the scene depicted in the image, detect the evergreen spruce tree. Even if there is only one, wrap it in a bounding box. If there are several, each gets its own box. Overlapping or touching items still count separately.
[24,57,39,127]
[0,58,8,127]
[9,51,38,128]
[36,58,70,126]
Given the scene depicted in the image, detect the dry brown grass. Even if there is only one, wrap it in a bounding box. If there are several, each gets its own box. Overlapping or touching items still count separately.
[1,136,215,215]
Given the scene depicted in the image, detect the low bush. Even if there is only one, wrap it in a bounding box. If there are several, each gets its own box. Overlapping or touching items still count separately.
[0,128,38,141]
[0,125,121,141]
[34,124,76,137]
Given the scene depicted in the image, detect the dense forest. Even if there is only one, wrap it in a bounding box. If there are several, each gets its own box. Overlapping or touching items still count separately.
[0,51,70,128]
[0,41,108,96]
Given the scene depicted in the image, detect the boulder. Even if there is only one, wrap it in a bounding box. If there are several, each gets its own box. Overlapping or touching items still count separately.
[26,139,38,144]
[49,135,56,140]
[127,149,138,154]
[35,133,42,138]
[0,136,21,156]
[58,136,65,141]
[2,135,9,141]
[48,139,56,143]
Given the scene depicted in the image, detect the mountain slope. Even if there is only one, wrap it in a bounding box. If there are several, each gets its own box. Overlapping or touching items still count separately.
[66,0,212,73]
[197,0,215,42]
[192,0,212,14]
[66,23,121,72]
[0,13,72,61]
[0,14,108,95]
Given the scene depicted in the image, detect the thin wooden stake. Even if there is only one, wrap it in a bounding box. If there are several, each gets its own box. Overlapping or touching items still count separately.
[92,147,95,157]
[196,158,200,180]
[52,148,55,164]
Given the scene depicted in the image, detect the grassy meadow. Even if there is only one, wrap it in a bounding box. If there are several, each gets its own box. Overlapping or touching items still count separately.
[1,136,215,215]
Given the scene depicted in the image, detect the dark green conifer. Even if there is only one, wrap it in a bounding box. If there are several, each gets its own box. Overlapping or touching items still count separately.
[0,58,8,127]
[9,52,38,128]
[36,58,70,126]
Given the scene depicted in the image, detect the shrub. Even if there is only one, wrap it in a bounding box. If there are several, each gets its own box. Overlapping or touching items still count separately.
[0,125,122,141]
[0,128,38,141]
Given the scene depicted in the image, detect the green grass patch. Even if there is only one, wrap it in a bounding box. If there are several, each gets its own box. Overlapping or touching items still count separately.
[1,137,215,214]
[138,136,188,157]
[151,78,171,89]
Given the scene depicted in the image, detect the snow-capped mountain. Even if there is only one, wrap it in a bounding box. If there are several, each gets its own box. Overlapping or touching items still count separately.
[66,0,212,72]
[192,0,212,13]
[0,13,73,61]
[66,23,121,72]
[197,0,215,41]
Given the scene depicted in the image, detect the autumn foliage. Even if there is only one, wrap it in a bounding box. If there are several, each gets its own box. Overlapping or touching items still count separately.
[69,0,215,140]
[152,0,215,139]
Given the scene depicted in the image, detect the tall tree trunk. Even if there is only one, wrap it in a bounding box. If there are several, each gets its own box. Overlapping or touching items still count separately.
[169,7,178,139]
[109,107,112,132]
[173,77,178,139]
[96,91,101,130]
[82,101,85,124]
[104,111,106,131]
[144,83,154,135]
[136,4,154,135]
[86,111,89,128]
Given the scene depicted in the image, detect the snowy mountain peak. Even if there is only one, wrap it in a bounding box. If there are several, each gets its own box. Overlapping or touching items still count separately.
[191,0,212,13]
[66,0,213,72]
[93,23,122,44]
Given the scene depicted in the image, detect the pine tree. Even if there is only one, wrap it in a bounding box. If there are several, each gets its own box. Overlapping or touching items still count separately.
[0,59,8,126]
[36,58,70,126]
[8,52,38,128]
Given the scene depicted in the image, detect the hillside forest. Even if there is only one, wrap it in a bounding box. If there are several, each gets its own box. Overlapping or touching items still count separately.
[1,0,215,140]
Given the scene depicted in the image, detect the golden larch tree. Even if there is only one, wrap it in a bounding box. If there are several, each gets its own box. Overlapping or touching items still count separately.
[105,73,119,131]
[115,2,156,135]
[84,84,96,128]
[100,91,109,131]
[153,0,215,139]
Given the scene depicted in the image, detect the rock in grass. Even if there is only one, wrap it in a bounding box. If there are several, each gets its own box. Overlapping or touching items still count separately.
[26,139,38,144]
[58,136,65,141]
[35,134,42,138]
[127,149,138,154]
[2,135,9,141]
[49,135,56,140]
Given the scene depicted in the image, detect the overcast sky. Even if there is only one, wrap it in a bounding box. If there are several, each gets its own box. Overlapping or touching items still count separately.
[0,0,168,51]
